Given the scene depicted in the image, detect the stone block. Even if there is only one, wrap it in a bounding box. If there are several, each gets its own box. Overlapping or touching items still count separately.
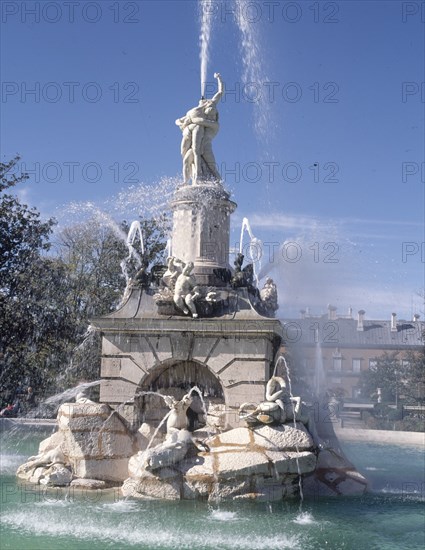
[251,423,314,451]
[73,457,129,482]
[57,403,110,432]
[191,338,218,363]
[206,339,238,372]
[99,379,138,404]
[101,357,121,378]
[209,478,252,501]
[98,431,135,458]
[103,334,133,354]
[169,333,193,361]
[219,360,267,386]
[178,454,215,477]
[101,335,124,356]
[148,336,173,362]
[224,384,265,408]
[265,451,316,474]
[70,478,109,490]
[122,471,182,500]
[210,427,252,447]
[182,479,210,500]
[118,356,146,385]
[128,351,156,372]
[214,450,270,478]
[248,478,285,502]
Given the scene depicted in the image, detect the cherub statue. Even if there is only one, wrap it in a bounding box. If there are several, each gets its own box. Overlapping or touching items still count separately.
[161,256,185,290]
[173,261,200,318]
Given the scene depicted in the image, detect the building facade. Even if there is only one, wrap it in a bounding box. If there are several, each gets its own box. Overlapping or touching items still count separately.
[282,307,424,400]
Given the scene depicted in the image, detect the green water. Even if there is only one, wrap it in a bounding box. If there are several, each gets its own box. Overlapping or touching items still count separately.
[0,428,423,550]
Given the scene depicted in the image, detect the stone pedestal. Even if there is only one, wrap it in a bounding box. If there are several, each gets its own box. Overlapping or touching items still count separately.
[170,183,236,286]
[92,296,283,430]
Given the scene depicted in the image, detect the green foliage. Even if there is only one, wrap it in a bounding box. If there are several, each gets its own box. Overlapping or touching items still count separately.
[360,349,425,406]
[0,157,60,404]
[0,156,167,405]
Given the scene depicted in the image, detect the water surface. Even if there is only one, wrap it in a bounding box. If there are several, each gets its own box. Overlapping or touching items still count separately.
[0,427,423,550]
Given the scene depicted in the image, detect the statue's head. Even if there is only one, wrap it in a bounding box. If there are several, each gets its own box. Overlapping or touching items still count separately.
[183,261,194,274]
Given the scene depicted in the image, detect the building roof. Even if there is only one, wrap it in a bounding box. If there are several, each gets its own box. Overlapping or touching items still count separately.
[280,316,424,349]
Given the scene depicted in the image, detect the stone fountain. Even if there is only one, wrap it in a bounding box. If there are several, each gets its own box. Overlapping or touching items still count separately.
[17,74,367,500]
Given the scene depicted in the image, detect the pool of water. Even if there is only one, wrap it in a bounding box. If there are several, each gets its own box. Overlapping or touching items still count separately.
[0,427,423,550]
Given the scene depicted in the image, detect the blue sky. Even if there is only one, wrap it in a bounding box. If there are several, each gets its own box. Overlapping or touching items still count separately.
[1,0,424,319]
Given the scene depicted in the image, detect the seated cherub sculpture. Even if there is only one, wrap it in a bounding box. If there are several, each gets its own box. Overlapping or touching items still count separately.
[239,376,309,426]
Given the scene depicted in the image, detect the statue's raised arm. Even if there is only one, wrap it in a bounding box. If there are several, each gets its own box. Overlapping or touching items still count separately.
[210,73,224,105]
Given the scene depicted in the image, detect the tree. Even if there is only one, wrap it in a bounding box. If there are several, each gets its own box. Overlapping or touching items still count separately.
[0,156,168,403]
[360,352,400,403]
[0,156,59,404]
[55,216,167,385]
[360,346,425,405]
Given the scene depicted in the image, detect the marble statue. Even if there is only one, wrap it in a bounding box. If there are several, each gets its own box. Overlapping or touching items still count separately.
[176,72,223,184]
[260,277,279,313]
[17,445,67,474]
[239,376,308,426]
[162,256,185,290]
[173,262,200,318]
[166,393,193,433]
[132,259,151,289]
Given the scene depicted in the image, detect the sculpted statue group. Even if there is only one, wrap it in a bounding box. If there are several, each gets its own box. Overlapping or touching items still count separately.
[176,72,223,185]
[159,256,200,317]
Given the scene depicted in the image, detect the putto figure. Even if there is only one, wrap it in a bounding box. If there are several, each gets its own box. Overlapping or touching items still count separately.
[176,72,224,184]
[173,261,200,318]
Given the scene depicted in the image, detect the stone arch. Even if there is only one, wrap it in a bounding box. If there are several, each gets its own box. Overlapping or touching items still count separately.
[135,359,225,431]
[139,359,224,398]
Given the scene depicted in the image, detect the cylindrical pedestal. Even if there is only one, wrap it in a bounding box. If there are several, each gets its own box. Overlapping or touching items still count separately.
[170,183,237,286]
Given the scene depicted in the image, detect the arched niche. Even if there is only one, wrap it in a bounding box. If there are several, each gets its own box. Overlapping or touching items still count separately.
[135,360,225,430]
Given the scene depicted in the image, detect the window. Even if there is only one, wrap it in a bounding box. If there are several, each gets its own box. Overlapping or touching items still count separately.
[333,357,342,371]
[352,359,361,373]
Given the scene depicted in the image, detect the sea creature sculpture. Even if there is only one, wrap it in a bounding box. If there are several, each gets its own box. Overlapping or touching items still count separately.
[239,376,307,426]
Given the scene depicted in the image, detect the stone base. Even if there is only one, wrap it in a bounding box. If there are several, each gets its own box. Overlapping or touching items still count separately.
[122,424,317,501]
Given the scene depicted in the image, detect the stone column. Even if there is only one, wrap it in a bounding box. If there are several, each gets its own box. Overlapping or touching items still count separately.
[170,183,236,286]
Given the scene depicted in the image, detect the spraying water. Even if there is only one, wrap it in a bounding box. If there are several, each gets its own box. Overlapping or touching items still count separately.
[274,356,304,506]
[199,0,215,97]
[239,217,262,285]
[314,329,326,398]
[43,380,101,406]
[126,220,145,259]
[120,220,145,286]
[165,238,172,259]
[233,0,273,142]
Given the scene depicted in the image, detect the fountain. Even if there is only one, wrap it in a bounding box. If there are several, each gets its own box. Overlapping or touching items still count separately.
[14,71,369,502]
[2,7,424,548]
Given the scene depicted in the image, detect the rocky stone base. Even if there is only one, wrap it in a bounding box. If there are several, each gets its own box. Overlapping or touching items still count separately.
[17,402,137,486]
[16,403,367,500]
[122,423,317,501]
